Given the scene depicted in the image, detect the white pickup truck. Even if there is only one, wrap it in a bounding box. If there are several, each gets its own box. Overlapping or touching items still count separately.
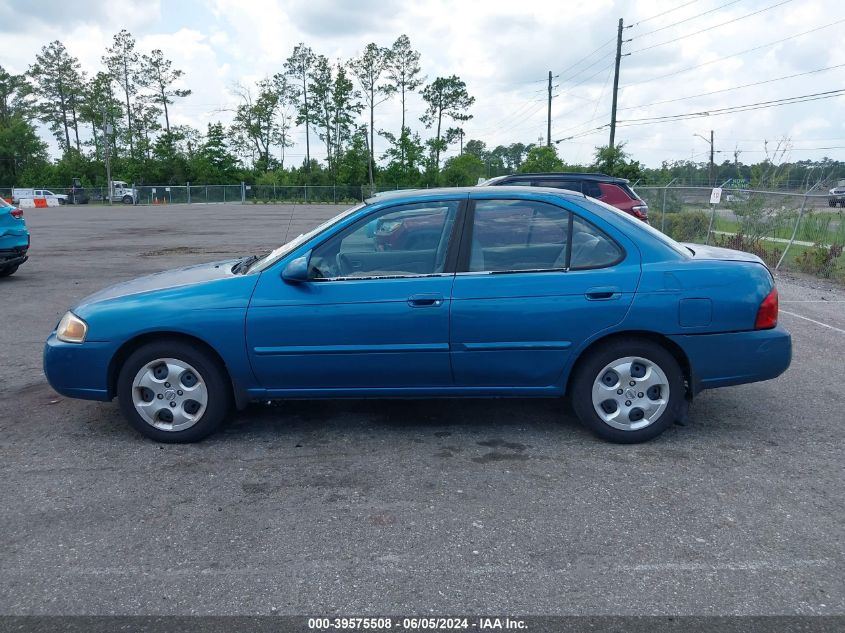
[12,188,68,205]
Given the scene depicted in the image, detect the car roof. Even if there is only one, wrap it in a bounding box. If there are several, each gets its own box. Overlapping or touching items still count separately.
[366,185,586,204]
[486,172,630,184]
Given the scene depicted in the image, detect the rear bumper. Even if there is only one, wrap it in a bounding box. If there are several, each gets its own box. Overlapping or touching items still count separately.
[0,245,28,269]
[43,334,113,401]
[669,325,792,394]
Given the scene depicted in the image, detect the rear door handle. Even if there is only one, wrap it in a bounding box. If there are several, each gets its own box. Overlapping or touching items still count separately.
[408,293,444,307]
[585,286,621,301]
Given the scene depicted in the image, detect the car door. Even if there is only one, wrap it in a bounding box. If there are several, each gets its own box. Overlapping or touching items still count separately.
[246,199,464,394]
[449,196,641,388]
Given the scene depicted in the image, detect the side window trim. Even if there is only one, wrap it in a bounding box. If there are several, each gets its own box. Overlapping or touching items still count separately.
[307,198,467,282]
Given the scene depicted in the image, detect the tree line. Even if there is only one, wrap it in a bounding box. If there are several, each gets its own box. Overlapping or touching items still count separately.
[1,29,844,191]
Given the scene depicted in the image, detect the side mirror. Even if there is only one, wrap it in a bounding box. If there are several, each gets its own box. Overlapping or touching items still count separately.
[281,251,311,283]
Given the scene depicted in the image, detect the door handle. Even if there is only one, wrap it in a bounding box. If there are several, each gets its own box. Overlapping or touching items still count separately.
[408,293,444,307]
[585,286,621,301]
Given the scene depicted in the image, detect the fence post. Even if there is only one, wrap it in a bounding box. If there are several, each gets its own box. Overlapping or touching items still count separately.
[205,185,208,203]
[187,182,191,204]
[776,182,820,270]
[661,177,678,233]
[304,184,308,203]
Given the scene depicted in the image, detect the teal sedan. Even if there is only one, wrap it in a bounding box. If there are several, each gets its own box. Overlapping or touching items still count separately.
[0,200,29,277]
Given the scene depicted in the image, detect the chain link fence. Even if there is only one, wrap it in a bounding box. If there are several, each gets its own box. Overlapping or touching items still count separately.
[637,186,845,281]
[4,181,844,282]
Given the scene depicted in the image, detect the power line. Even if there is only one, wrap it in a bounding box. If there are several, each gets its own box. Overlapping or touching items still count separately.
[629,0,795,54]
[629,0,703,27]
[556,36,616,79]
[621,18,845,89]
[616,88,845,126]
[618,63,845,112]
[632,0,745,39]
[557,50,615,88]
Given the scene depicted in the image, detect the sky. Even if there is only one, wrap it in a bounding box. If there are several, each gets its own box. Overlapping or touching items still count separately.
[1,0,844,169]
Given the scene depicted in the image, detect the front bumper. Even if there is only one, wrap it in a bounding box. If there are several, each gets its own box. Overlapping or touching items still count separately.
[669,325,792,394]
[43,334,114,401]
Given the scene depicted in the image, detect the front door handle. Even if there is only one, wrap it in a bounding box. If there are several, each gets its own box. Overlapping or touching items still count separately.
[585,286,621,301]
[408,293,444,307]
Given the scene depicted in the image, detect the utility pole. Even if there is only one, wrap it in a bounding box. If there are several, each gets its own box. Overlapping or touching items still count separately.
[102,106,112,206]
[608,18,624,150]
[547,70,553,147]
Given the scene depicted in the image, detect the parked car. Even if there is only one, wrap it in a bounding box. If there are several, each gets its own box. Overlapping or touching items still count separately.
[44,187,791,444]
[0,200,29,277]
[828,184,845,207]
[479,173,650,221]
[12,188,68,205]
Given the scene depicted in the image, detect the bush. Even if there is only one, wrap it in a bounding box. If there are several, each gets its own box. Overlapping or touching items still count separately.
[795,243,844,278]
[663,211,709,242]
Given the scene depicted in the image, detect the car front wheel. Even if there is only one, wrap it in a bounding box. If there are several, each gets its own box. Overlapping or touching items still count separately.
[0,265,19,278]
[117,340,232,442]
[570,338,685,443]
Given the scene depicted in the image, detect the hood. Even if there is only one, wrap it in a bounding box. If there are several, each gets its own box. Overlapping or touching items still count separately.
[74,259,240,309]
[681,243,766,265]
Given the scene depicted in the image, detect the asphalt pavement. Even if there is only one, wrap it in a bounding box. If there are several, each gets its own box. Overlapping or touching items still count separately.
[0,203,842,615]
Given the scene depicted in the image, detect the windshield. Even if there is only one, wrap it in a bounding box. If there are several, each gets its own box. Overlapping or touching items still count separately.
[246,203,367,273]
[578,197,692,258]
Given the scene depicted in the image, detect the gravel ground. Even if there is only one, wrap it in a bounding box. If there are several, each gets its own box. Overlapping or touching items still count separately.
[0,203,842,616]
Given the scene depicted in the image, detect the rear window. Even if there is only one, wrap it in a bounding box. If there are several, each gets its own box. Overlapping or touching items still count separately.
[579,197,691,259]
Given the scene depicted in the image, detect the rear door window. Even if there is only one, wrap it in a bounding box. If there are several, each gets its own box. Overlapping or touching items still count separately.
[467,200,570,272]
[569,215,624,269]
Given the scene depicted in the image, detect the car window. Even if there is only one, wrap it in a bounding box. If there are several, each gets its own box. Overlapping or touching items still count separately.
[468,200,570,272]
[501,179,533,186]
[309,201,460,279]
[597,183,631,203]
[582,181,602,198]
[536,179,582,193]
[569,215,624,269]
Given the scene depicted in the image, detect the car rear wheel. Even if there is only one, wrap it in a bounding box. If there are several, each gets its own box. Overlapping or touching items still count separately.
[0,265,19,278]
[117,340,232,443]
[570,338,685,443]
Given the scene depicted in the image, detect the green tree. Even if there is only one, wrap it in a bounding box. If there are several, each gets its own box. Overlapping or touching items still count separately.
[592,143,643,180]
[231,79,283,170]
[138,49,191,136]
[440,153,485,186]
[420,75,474,169]
[380,128,426,185]
[519,145,564,172]
[28,41,84,153]
[386,35,423,141]
[284,44,316,167]
[350,43,392,187]
[77,72,122,160]
[103,29,140,158]
[271,73,297,169]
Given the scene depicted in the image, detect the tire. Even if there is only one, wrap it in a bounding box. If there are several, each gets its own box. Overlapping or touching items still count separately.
[117,340,232,443]
[570,337,685,443]
[0,265,19,278]
[122,195,133,205]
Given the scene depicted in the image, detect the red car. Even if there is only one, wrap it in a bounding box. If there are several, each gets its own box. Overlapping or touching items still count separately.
[480,172,650,222]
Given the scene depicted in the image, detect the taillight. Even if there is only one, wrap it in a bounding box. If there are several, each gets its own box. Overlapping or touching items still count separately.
[631,204,649,221]
[755,287,778,329]
[11,208,23,219]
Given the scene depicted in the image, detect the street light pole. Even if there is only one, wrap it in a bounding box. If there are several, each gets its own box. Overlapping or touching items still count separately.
[694,130,715,186]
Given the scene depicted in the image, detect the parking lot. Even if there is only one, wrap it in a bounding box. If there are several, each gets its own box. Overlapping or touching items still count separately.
[0,202,843,615]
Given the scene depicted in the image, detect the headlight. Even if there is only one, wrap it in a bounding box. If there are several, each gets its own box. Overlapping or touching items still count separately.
[56,311,88,343]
